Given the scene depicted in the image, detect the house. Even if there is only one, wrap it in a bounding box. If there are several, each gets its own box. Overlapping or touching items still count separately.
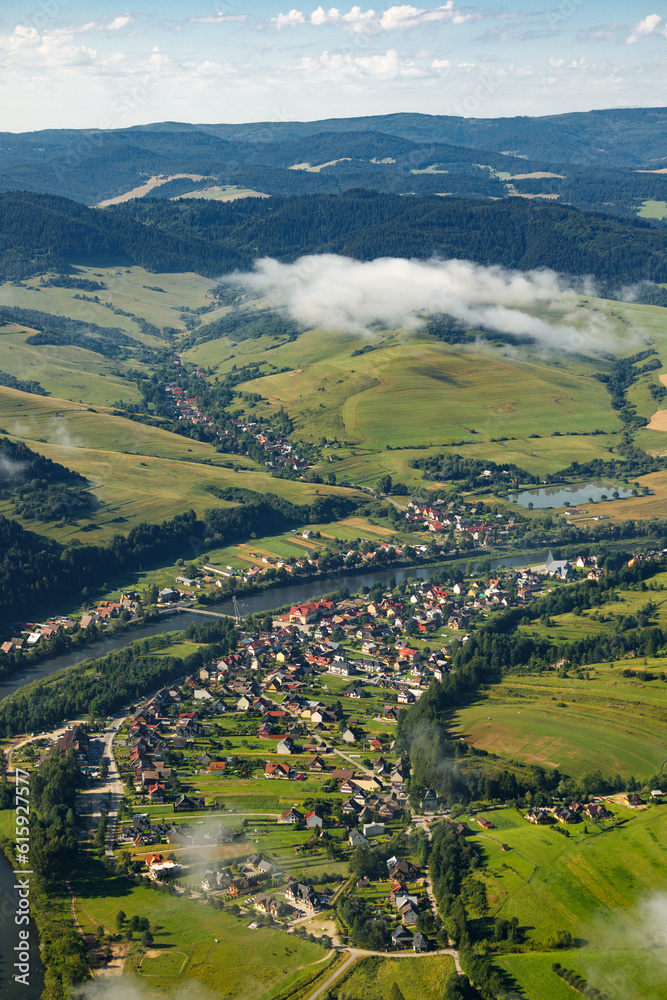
[305,811,324,829]
[265,762,291,780]
[362,822,385,838]
[525,807,552,825]
[412,932,429,953]
[625,792,643,808]
[348,828,370,848]
[545,551,570,580]
[173,794,206,812]
[281,807,304,825]
[421,789,438,812]
[342,729,356,744]
[285,881,318,910]
[584,802,613,820]
[391,926,414,949]
[476,816,495,830]
[207,761,227,772]
[308,755,326,772]
[277,737,295,755]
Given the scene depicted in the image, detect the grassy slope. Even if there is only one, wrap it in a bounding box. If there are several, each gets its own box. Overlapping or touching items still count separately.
[465,805,667,947]
[332,955,456,1000]
[70,853,326,1000]
[452,662,667,780]
[0,386,359,544]
[496,948,667,1000]
[183,300,663,483]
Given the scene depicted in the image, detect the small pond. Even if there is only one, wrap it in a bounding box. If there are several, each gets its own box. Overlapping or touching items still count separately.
[508,483,636,509]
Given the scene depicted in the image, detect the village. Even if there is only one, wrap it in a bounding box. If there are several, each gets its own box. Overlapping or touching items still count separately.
[164,378,312,472]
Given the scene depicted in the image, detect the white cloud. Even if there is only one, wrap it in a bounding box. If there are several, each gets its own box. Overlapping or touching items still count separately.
[298,47,425,78]
[226,254,617,352]
[106,15,133,32]
[188,12,249,22]
[0,25,97,67]
[626,13,667,43]
[432,58,450,70]
[271,3,478,34]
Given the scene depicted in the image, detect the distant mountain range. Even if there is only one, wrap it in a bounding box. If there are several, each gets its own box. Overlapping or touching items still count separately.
[0,108,666,219]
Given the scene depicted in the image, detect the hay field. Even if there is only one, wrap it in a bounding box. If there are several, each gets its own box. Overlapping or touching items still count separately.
[452,663,667,779]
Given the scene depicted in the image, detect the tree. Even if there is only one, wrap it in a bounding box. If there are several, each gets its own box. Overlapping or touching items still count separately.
[141,929,154,948]
[376,474,393,494]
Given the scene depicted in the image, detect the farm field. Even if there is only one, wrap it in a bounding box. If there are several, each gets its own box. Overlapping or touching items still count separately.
[463,804,667,951]
[69,853,328,1000]
[495,948,667,1000]
[452,663,667,779]
[330,954,456,1000]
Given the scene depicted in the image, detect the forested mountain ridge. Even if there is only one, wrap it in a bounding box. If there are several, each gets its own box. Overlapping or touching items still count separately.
[0,108,665,216]
[1,190,666,285]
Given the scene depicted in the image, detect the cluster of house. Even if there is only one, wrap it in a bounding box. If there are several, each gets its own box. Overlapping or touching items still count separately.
[126,812,236,851]
[404,499,512,547]
[353,855,429,951]
[1,594,142,655]
[163,382,310,471]
[525,800,613,825]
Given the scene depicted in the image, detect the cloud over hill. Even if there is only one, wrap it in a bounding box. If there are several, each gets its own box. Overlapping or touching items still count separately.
[229,253,623,352]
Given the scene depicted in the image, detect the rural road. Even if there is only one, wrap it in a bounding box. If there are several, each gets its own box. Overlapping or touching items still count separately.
[304,946,463,1000]
[74,714,126,857]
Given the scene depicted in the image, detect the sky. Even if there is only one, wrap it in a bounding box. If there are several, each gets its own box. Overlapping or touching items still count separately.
[0,1,665,131]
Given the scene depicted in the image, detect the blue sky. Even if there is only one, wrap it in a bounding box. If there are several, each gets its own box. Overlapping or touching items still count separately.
[1,1,665,131]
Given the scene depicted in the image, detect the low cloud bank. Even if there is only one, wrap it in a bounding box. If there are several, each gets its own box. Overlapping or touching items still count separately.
[227,254,624,352]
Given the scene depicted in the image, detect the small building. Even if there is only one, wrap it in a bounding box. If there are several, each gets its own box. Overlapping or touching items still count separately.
[305,810,324,829]
[412,932,429,953]
[348,828,370,848]
[362,822,385,838]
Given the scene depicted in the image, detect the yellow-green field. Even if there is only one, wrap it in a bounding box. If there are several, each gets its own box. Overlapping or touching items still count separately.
[0,386,360,543]
[496,948,667,1000]
[182,294,667,484]
[464,804,667,950]
[332,954,456,1000]
[70,853,328,1000]
[638,199,667,220]
[453,662,667,779]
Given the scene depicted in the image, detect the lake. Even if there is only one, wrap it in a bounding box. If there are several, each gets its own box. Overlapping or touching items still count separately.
[508,483,635,509]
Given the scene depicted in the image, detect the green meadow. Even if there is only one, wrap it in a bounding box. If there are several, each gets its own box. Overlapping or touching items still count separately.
[463,804,667,950]
[70,853,328,1000]
[496,948,667,1000]
[638,199,667,220]
[452,663,667,779]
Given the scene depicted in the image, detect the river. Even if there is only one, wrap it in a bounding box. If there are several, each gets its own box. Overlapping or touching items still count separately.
[0,849,44,1000]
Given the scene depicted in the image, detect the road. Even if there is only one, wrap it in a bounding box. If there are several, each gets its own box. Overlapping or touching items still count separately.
[73,714,125,857]
[305,946,462,1000]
